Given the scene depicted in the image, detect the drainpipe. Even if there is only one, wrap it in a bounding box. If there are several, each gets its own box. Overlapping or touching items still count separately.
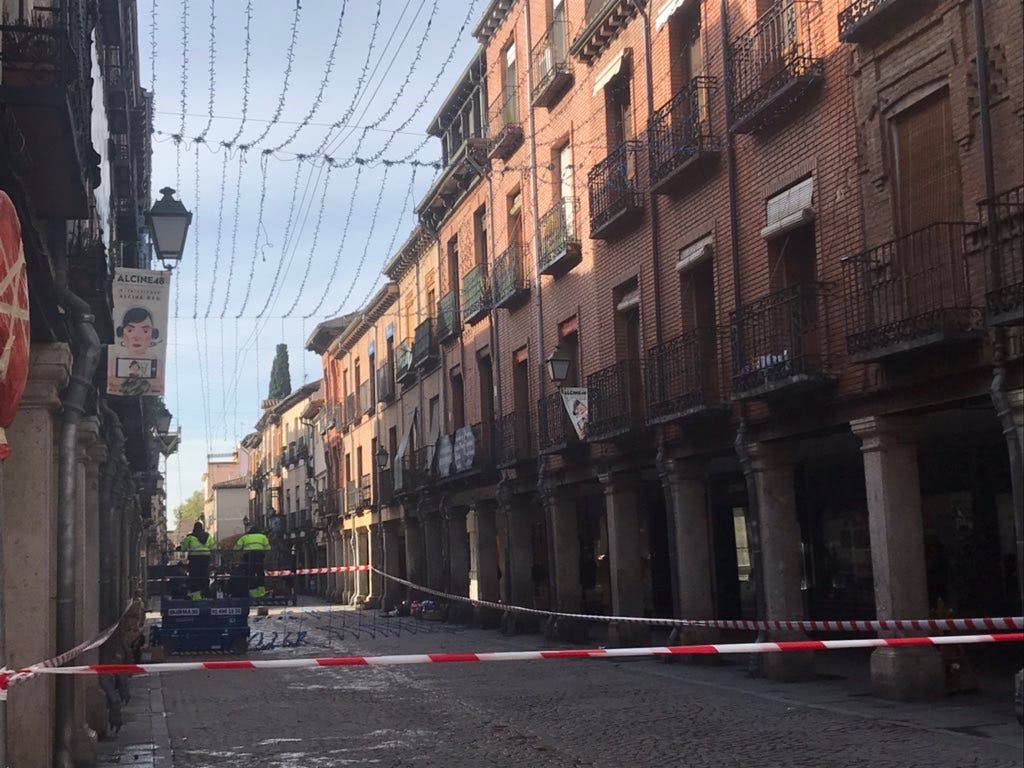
[53,233,103,767]
[638,2,664,347]
[718,0,766,636]
[523,0,548,621]
[973,0,1024,608]
[98,401,124,636]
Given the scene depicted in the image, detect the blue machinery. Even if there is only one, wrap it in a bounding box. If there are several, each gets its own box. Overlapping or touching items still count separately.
[150,596,251,654]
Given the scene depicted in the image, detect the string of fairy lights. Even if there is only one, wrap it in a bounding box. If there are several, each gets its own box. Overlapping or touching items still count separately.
[152,0,650,496]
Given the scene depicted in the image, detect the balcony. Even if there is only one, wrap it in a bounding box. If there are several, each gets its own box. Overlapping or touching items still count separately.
[437,423,494,482]
[977,186,1023,327]
[345,393,356,429]
[838,0,938,44]
[841,222,983,363]
[648,77,720,195]
[645,328,730,426]
[396,338,416,384]
[731,282,835,400]
[358,379,373,416]
[295,439,309,463]
[588,141,644,240]
[728,0,824,135]
[532,16,572,108]
[345,481,359,513]
[492,242,531,309]
[487,86,523,161]
[496,410,534,469]
[359,474,372,508]
[0,11,95,217]
[538,199,582,277]
[376,362,395,404]
[413,319,438,369]
[377,468,394,505]
[462,264,490,325]
[412,445,435,489]
[538,392,584,455]
[436,290,461,344]
[587,359,645,442]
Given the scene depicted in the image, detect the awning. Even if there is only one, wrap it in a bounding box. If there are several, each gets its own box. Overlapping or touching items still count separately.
[395,407,417,460]
[592,49,628,95]
[761,177,815,240]
[676,234,714,272]
[655,0,695,31]
[616,287,640,311]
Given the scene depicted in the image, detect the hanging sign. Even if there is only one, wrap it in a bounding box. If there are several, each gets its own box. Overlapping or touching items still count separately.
[453,426,476,473]
[560,387,588,441]
[107,267,171,396]
[437,433,453,477]
[0,192,30,461]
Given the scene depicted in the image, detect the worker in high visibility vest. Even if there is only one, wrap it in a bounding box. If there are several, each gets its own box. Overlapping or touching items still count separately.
[178,521,214,600]
[235,525,271,599]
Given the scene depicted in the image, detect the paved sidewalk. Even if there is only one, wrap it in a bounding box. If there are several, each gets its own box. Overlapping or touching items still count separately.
[96,674,172,767]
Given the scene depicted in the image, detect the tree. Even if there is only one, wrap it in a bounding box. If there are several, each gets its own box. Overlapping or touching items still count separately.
[268,343,292,400]
[173,490,204,529]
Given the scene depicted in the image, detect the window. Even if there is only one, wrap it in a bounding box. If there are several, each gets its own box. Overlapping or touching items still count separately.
[356,446,363,484]
[285,488,291,515]
[668,2,703,93]
[428,396,440,441]
[425,272,437,321]
[512,349,530,415]
[473,206,488,267]
[450,367,466,431]
[508,191,523,247]
[478,354,494,443]
[557,143,574,232]
[403,295,415,340]
[502,42,519,124]
[768,224,817,294]
[605,75,631,149]
[368,349,376,404]
[354,359,362,413]
[447,236,460,297]
[891,89,961,233]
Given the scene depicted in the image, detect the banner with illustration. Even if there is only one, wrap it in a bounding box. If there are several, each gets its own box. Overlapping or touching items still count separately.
[106,268,171,396]
[560,387,588,441]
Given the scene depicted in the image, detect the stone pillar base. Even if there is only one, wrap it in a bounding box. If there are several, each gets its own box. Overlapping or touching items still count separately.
[870,646,944,700]
[760,651,816,682]
[608,622,649,648]
[554,617,589,644]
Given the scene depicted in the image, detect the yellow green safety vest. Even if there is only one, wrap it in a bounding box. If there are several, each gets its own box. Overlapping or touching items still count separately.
[180,533,213,553]
[235,533,271,551]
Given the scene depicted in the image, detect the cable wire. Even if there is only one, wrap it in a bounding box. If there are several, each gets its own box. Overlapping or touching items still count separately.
[225,0,254,147]
[240,0,302,149]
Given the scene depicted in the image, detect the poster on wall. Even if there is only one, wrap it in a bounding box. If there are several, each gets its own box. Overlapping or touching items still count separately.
[560,387,588,441]
[0,192,30,461]
[106,267,171,396]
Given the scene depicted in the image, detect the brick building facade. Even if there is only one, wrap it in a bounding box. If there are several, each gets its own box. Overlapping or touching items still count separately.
[307,0,1023,698]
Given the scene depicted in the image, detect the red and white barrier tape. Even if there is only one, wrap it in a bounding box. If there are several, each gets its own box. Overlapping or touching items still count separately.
[1,600,139,699]
[265,564,370,578]
[372,568,1024,634]
[8,633,1020,683]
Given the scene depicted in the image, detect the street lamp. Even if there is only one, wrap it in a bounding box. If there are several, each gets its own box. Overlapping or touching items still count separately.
[546,343,572,384]
[146,187,192,267]
[153,407,172,435]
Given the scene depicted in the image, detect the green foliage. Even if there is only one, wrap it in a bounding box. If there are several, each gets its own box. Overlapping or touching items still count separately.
[268,343,292,400]
[173,490,204,529]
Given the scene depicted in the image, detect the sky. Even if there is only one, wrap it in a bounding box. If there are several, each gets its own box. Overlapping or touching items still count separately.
[146,0,483,521]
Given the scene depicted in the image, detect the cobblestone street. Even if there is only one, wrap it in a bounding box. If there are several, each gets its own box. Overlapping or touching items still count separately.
[99,606,1024,768]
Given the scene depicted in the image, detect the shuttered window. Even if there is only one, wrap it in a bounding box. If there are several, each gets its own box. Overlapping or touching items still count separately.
[892,89,962,233]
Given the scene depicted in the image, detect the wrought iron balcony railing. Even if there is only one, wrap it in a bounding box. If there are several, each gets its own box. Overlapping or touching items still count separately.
[496,410,534,469]
[345,393,356,429]
[359,474,372,507]
[538,392,583,455]
[977,185,1023,326]
[396,338,416,384]
[345,481,359,513]
[492,242,531,309]
[538,198,582,277]
[730,281,835,400]
[462,264,490,325]
[648,77,720,194]
[588,141,644,240]
[412,319,438,369]
[841,222,983,362]
[376,362,395,403]
[645,327,728,425]
[728,0,824,134]
[488,85,524,161]
[587,359,645,442]
[437,423,493,480]
[838,0,934,44]
[532,15,572,108]
[358,379,372,416]
[436,290,461,344]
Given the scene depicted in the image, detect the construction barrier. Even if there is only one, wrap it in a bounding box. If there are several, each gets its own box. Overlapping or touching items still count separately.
[372,567,1024,634]
[8,633,1021,683]
[265,564,371,577]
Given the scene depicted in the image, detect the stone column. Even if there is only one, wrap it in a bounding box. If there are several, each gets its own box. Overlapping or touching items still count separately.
[380,519,402,610]
[403,516,426,600]
[468,502,499,603]
[599,470,648,646]
[747,440,812,681]
[1,344,70,768]
[368,521,383,605]
[354,527,369,602]
[852,416,942,699]
[423,512,444,592]
[545,487,581,612]
[447,508,470,621]
[661,458,716,642]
